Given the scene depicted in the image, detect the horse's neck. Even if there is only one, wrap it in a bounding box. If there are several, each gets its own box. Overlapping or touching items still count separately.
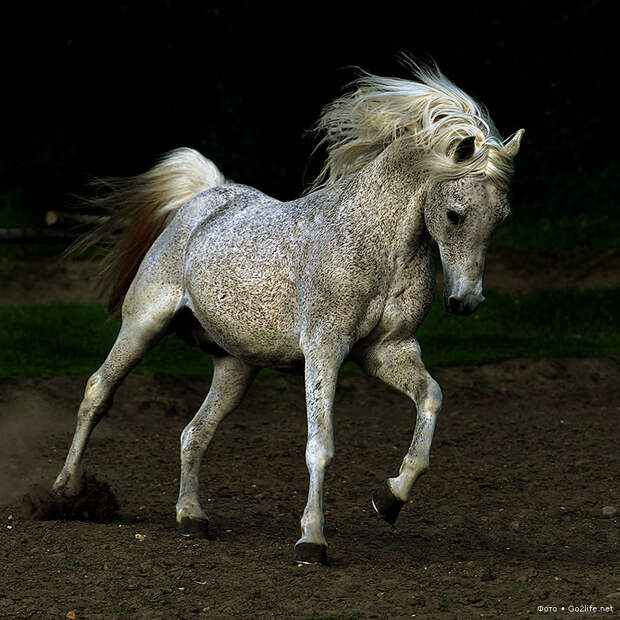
[342,150,430,258]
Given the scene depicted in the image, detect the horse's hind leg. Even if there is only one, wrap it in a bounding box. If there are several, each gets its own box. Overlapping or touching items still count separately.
[53,303,175,497]
[358,338,442,524]
[176,355,257,537]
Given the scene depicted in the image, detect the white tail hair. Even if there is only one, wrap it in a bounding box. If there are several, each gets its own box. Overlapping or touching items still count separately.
[71,147,225,315]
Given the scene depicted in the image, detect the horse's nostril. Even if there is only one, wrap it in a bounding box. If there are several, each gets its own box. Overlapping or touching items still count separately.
[447,296,464,314]
[447,294,484,315]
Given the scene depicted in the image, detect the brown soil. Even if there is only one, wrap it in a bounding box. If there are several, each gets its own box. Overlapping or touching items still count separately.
[482,249,620,296]
[0,257,101,306]
[1,248,618,306]
[1,358,618,618]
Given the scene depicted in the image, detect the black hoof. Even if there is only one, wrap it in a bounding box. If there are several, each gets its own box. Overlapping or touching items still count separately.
[294,542,328,565]
[372,480,405,525]
[177,517,210,539]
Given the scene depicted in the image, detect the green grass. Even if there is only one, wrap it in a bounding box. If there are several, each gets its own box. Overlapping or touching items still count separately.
[0,305,213,379]
[0,289,618,379]
[417,288,620,367]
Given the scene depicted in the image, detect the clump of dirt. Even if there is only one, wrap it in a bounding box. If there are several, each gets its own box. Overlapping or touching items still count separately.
[22,474,119,522]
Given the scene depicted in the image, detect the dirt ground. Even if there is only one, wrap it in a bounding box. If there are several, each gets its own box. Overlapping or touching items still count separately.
[0,254,618,618]
[0,357,618,618]
[1,248,619,305]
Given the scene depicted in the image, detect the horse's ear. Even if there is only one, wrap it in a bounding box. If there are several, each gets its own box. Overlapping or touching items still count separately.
[504,129,525,158]
[453,136,476,162]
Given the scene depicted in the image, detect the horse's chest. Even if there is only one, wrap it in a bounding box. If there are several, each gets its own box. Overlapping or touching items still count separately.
[381,256,436,333]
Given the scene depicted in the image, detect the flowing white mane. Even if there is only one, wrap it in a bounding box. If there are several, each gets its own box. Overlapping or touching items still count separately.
[312,62,515,191]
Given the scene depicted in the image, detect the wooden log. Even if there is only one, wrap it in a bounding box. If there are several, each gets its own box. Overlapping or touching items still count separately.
[45,211,109,227]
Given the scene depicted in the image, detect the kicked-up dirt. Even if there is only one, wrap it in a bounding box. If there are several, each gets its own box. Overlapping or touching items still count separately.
[0,357,618,618]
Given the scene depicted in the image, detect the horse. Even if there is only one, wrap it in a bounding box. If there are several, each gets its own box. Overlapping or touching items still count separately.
[51,63,523,564]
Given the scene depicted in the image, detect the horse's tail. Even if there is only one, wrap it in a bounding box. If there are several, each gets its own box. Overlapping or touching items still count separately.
[70,148,226,316]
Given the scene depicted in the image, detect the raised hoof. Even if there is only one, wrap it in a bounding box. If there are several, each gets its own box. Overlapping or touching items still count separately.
[294,542,328,565]
[372,480,405,525]
[177,517,210,539]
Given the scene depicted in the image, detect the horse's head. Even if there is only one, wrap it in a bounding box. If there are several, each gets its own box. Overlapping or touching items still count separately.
[424,130,524,316]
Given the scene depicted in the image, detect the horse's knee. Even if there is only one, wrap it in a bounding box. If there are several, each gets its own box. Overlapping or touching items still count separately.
[424,377,442,414]
[180,422,212,461]
[305,435,334,470]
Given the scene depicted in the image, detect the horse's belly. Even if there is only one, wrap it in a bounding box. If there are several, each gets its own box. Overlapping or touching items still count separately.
[183,259,302,368]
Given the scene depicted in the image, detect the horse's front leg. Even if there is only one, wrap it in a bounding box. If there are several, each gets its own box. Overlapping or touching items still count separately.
[294,341,346,565]
[359,338,442,524]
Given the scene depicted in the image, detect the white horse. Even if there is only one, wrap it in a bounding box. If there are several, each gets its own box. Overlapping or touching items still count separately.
[52,63,523,564]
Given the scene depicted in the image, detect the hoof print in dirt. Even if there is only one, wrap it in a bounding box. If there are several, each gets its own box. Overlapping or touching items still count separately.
[177,517,211,539]
[372,481,405,525]
[294,542,328,565]
[21,475,119,522]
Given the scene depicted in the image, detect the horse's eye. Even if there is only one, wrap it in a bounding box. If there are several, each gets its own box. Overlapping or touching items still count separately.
[447,210,463,225]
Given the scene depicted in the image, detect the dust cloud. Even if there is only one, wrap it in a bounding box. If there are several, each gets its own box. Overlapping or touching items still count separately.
[0,385,75,505]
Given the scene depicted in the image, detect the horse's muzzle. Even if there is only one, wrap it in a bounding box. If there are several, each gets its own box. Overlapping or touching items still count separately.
[445,293,485,316]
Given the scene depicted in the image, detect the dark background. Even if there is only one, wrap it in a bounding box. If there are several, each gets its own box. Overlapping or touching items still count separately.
[1,1,615,226]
